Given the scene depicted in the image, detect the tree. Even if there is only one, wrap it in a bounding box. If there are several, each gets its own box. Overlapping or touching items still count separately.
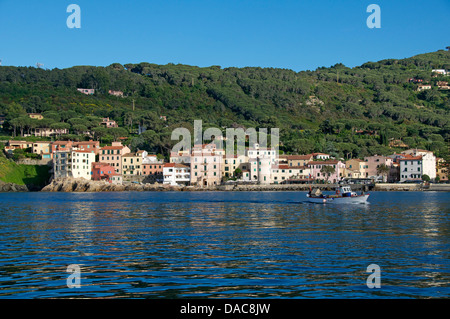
[376,164,390,183]
[234,168,243,179]
[320,165,336,183]
[422,174,430,182]
[50,122,70,138]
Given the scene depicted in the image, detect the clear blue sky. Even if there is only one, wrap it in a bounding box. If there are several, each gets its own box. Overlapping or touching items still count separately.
[0,0,448,71]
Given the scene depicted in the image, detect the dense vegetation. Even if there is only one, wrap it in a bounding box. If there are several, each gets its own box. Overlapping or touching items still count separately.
[0,50,449,161]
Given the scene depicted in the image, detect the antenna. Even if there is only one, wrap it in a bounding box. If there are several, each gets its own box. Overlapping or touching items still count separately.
[36,62,44,69]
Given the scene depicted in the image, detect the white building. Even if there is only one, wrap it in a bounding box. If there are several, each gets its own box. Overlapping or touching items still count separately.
[163,163,190,186]
[246,143,278,184]
[53,149,95,180]
[432,69,447,75]
[70,150,96,180]
[399,152,436,182]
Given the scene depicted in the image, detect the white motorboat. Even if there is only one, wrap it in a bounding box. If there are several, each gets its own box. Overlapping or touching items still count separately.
[306,186,369,204]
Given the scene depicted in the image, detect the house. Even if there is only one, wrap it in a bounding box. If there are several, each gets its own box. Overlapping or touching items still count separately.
[271,165,310,184]
[122,152,144,176]
[51,141,73,153]
[142,154,164,182]
[108,90,124,97]
[279,154,314,167]
[399,152,436,182]
[163,163,190,186]
[159,116,167,121]
[6,140,33,150]
[437,81,450,90]
[401,149,433,157]
[53,149,95,180]
[4,140,33,154]
[170,149,191,164]
[99,117,118,128]
[222,155,249,178]
[311,153,331,160]
[70,150,96,179]
[408,78,423,83]
[91,162,122,184]
[345,159,368,178]
[99,142,131,175]
[307,160,345,183]
[363,155,394,180]
[190,144,224,187]
[28,113,43,120]
[417,84,432,91]
[77,88,95,95]
[436,158,448,182]
[246,143,278,184]
[53,150,72,179]
[33,127,69,137]
[73,140,100,155]
[32,141,52,159]
[431,69,447,75]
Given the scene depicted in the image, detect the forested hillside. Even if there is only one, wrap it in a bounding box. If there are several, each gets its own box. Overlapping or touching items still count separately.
[0,49,449,160]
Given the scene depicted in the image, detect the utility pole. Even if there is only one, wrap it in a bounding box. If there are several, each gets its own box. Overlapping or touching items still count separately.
[132,99,135,111]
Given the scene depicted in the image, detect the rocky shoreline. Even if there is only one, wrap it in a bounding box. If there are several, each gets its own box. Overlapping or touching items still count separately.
[2,178,449,193]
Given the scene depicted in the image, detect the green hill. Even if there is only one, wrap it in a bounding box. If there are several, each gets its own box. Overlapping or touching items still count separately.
[0,154,51,188]
[0,49,449,161]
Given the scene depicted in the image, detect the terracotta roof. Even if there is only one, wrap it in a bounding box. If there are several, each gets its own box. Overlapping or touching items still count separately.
[307,160,339,165]
[283,155,313,160]
[101,146,124,150]
[164,163,189,168]
[122,153,139,157]
[399,156,422,161]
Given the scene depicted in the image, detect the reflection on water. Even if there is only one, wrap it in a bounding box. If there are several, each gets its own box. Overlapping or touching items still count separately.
[0,191,449,298]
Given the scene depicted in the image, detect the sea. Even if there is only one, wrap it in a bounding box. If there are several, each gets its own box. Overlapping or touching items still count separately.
[0,191,448,299]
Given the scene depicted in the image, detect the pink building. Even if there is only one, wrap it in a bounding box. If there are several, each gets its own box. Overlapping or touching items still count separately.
[307,160,345,183]
[100,117,118,128]
[92,162,122,184]
[99,142,131,174]
[190,144,224,187]
[364,155,394,179]
[51,141,73,153]
[73,140,100,155]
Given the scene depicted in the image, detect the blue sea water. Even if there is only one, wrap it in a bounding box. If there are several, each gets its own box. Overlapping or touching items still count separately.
[0,191,448,298]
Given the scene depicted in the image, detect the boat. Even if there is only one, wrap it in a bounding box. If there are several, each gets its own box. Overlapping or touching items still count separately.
[306,186,369,204]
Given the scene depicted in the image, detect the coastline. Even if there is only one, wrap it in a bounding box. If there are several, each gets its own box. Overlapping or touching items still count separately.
[1,178,446,193]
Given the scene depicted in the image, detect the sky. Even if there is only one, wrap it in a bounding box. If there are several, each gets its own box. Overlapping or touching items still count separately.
[0,0,449,72]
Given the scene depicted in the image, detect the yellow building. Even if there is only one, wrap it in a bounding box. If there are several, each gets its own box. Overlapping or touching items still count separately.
[222,155,249,178]
[122,152,143,176]
[345,159,368,178]
[32,141,52,156]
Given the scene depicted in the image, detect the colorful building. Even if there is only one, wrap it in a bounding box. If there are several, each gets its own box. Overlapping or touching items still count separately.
[91,162,122,184]
[163,163,190,186]
[190,144,224,187]
[99,142,131,175]
[308,160,345,183]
